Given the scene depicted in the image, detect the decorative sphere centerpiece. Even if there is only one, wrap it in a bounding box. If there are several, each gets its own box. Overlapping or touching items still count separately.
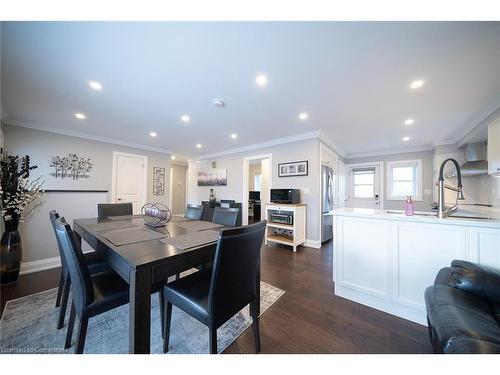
[141,203,172,228]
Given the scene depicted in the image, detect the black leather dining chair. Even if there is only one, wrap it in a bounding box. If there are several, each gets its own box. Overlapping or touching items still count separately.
[53,216,133,354]
[212,207,239,227]
[97,203,133,219]
[161,220,266,354]
[185,204,203,220]
[49,211,109,330]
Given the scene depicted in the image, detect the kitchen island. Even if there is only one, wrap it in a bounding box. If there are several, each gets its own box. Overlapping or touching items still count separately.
[332,207,500,325]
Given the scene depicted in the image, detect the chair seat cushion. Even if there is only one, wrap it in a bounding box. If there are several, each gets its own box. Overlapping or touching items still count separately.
[84,251,110,274]
[163,267,212,325]
[87,270,130,317]
[425,285,500,349]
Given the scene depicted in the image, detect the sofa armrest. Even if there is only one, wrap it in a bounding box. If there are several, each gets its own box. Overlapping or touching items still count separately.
[445,337,500,354]
[451,260,500,305]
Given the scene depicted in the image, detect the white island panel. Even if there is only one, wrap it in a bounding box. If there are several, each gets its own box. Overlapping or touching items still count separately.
[392,222,467,310]
[338,217,390,299]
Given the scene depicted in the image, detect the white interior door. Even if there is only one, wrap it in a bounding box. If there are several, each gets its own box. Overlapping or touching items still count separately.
[113,152,147,214]
[348,165,382,209]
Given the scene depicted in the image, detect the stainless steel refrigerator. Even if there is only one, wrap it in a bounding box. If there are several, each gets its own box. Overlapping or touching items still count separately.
[321,164,335,242]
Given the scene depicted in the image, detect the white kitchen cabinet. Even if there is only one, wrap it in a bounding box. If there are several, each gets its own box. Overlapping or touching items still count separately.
[391,221,467,310]
[469,227,500,272]
[333,208,500,325]
[320,144,337,171]
[336,217,390,299]
[488,119,500,175]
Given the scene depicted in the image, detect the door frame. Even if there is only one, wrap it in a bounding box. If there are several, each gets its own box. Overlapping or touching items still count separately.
[346,161,385,209]
[242,153,273,226]
[111,151,148,208]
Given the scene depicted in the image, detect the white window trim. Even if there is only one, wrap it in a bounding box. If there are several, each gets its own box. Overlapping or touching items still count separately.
[386,159,422,201]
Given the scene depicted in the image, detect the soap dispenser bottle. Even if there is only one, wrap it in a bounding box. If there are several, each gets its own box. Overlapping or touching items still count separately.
[404,196,415,216]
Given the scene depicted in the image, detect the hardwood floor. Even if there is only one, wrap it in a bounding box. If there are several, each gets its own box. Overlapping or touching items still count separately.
[0,241,433,353]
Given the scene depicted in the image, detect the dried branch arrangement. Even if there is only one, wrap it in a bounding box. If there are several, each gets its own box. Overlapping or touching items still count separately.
[0,149,45,231]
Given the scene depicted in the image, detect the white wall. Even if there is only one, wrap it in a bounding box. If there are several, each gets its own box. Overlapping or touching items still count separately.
[346,150,435,211]
[187,138,321,244]
[2,124,171,264]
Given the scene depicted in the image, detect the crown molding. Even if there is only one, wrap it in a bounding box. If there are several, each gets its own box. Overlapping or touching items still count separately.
[2,118,173,155]
[318,130,346,158]
[345,144,436,160]
[188,131,323,162]
[456,104,500,148]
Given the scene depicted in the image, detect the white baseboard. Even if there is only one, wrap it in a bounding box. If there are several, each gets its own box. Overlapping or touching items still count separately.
[20,256,61,275]
[305,239,321,249]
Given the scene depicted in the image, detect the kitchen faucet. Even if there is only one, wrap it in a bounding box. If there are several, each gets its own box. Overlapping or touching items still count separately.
[437,158,465,218]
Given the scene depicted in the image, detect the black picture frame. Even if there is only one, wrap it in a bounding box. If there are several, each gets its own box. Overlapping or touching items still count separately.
[278,160,309,177]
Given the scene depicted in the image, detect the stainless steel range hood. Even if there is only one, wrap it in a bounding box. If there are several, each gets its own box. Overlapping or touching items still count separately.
[460,142,488,176]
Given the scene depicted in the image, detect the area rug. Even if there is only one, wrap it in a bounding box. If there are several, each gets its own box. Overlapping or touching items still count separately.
[0,281,284,354]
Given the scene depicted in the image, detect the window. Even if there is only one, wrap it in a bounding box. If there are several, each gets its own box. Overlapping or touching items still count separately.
[387,159,422,201]
[352,167,375,198]
[254,174,262,191]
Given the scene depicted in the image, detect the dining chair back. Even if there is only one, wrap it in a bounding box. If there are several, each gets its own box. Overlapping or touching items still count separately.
[185,204,203,220]
[53,217,94,315]
[212,207,239,227]
[209,220,266,327]
[97,203,133,218]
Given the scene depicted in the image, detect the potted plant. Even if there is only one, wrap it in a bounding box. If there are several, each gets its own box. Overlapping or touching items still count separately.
[0,148,45,284]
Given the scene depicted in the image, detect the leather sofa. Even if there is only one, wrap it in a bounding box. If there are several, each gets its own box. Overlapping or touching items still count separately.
[425,259,500,354]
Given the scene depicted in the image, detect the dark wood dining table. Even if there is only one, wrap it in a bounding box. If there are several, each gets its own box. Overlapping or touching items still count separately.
[72,215,260,354]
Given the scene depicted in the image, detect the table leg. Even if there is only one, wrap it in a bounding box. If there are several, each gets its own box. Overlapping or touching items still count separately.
[129,267,152,354]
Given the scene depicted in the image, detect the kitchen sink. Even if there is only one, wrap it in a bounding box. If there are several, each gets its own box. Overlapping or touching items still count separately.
[386,210,496,221]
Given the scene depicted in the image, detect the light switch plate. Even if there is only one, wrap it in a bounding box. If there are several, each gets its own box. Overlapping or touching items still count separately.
[424,189,432,195]
[303,188,310,195]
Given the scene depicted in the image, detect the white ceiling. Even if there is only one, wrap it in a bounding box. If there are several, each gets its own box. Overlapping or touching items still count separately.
[2,22,500,160]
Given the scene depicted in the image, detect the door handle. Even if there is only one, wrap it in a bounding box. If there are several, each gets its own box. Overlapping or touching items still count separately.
[117,198,122,201]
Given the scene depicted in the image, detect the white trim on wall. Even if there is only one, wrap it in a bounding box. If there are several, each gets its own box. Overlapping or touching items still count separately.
[386,159,423,201]
[191,131,324,162]
[2,119,173,154]
[242,153,273,226]
[20,256,61,275]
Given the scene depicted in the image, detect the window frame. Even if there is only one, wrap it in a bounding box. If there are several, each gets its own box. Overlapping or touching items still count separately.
[386,159,423,201]
[351,167,376,200]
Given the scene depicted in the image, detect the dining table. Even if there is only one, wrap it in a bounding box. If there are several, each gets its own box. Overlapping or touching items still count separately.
[72,215,261,354]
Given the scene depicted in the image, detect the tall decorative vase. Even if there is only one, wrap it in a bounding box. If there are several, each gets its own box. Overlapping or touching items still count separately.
[0,219,22,285]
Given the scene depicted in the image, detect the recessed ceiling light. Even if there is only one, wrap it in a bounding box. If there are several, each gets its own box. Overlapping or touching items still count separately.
[196,143,202,149]
[404,118,415,125]
[171,155,176,160]
[88,81,102,91]
[74,113,86,120]
[181,115,190,123]
[410,80,424,89]
[230,133,237,139]
[299,112,308,120]
[402,136,410,142]
[150,132,157,137]
[256,75,267,86]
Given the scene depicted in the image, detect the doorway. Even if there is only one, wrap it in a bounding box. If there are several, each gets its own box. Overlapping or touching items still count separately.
[111,151,148,214]
[169,164,187,215]
[347,162,384,209]
[242,154,272,226]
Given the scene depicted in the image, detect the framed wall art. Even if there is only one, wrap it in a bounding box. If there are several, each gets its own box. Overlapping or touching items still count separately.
[278,160,308,177]
[197,168,227,186]
[153,167,165,195]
